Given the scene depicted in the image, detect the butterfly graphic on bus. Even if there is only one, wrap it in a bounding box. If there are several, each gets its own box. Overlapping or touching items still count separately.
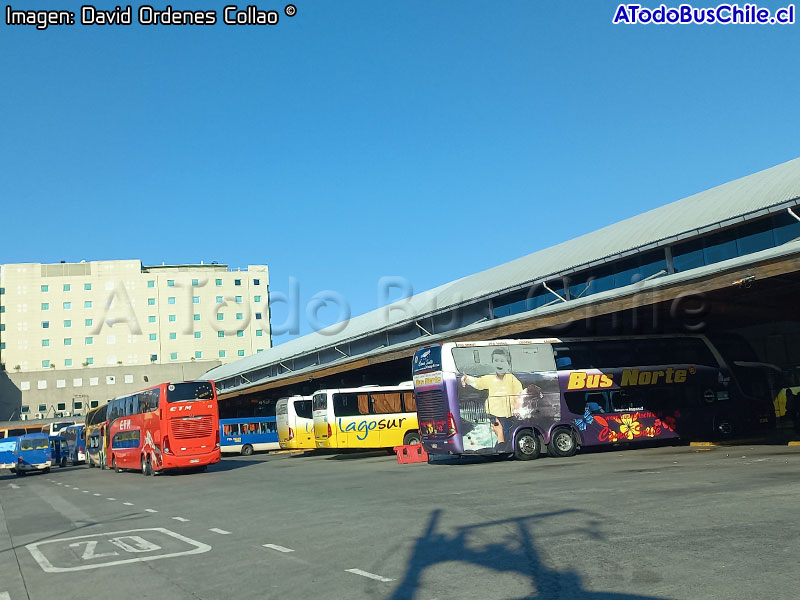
[573,405,609,431]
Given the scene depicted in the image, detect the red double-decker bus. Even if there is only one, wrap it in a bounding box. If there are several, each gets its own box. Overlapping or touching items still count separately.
[105,381,220,475]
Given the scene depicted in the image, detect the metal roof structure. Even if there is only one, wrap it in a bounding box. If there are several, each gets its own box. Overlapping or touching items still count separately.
[205,157,800,392]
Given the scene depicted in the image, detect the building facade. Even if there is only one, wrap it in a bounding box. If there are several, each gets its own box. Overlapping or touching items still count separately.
[0,259,271,419]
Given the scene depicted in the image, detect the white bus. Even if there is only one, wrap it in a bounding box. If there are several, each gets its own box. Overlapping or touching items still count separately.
[276,396,315,450]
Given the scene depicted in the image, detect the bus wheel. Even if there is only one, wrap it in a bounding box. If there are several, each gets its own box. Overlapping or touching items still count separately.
[241,444,254,456]
[717,419,734,438]
[548,428,577,458]
[514,430,541,461]
[43,467,51,474]
[60,458,67,468]
[113,457,122,473]
[141,455,149,476]
[403,431,421,446]
[15,470,25,477]
[89,460,95,468]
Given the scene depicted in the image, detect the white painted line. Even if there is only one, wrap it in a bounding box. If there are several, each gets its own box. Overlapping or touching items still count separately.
[72,487,80,490]
[106,498,116,501]
[262,544,294,553]
[123,502,134,506]
[93,493,101,497]
[346,568,395,582]
[145,509,158,513]
[82,491,89,493]
[1,590,10,600]
[8,483,20,490]
[172,517,189,522]
[209,528,231,535]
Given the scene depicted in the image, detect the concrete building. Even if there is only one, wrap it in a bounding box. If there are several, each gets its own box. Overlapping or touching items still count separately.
[0,259,271,420]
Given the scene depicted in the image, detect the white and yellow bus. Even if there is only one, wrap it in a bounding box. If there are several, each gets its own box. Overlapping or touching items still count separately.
[276,395,315,450]
[312,383,420,449]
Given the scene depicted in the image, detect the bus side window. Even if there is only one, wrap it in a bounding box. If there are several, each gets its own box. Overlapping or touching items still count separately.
[585,392,608,414]
[371,393,401,414]
[333,394,363,417]
[402,392,416,412]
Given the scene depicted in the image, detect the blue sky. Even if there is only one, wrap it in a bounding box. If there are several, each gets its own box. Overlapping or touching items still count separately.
[2,1,799,345]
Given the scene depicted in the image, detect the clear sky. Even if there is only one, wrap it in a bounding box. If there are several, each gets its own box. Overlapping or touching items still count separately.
[2,1,799,345]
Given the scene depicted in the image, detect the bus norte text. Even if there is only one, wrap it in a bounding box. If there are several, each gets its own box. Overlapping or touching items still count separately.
[567,367,691,390]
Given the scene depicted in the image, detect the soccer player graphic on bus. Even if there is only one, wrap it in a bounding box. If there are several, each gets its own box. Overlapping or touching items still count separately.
[461,347,543,451]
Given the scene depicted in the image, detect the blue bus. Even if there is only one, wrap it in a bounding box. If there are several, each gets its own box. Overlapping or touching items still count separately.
[11,433,53,476]
[62,424,86,465]
[220,417,279,456]
[0,437,20,470]
[49,436,69,468]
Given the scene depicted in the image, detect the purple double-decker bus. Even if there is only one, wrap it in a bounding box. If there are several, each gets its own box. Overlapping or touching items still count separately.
[413,336,774,461]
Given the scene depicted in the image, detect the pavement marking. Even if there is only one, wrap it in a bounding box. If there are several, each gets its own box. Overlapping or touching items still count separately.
[82,491,90,493]
[123,502,134,506]
[93,493,101,496]
[145,509,158,513]
[209,528,231,535]
[72,487,80,490]
[106,498,116,501]
[262,544,294,553]
[1,591,10,600]
[8,483,20,490]
[172,517,189,522]
[345,568,395,582]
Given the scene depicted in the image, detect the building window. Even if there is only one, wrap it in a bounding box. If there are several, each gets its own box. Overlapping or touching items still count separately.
[254,295,261,303]
[147,280,155,288]
[192,278,199,286]
[86,357,94,365]
[148,315,156,323]
[64,338,72,346]
[257,349,264,353]
[84,301,93,308]
[168,315,176,322]
[254,279,260,286]
[0,306,4,313]
[148,298,156,306]
[41,284,49,292]
[63,301,71,309]
[218,331,225,338]
[84,283,92,291]
[42,360,50,368]
[194,351,202,359]
[74,401,84,409]
[215,279,222,286]
[167,280,175,287]
[256,329,263,337]
[42,302,49,310]
[193,314,200,321]
[63,283,71,292]
[169,332,177,340]
[255,313,262,320]
[21,405,30,414]
[238,350,245,357]
[237,330,244,337]
[235,296,243,303]
[168,297,176,305]
[149,334,157,341]
[170,352,178,360]
[85,337,93,345]
[193,296,200,304]
[219,350,226,358]
[57,402,66,411]
[235,313,242,320]
[234,279,241,286]
[0,324,4,331]
[194,331,201,339]
[42,339,50,347]
[85,319,93,326]
[150,354,157,362]
[90,400,98,408]
[217,314,224,321]
[42,321,49,328]
[64,320,71,327]
[216,296,223,303]
[65,358,72,366]
[0,342,5,350]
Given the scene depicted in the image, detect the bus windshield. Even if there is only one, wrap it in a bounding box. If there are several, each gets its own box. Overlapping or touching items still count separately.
[166,381,215,402]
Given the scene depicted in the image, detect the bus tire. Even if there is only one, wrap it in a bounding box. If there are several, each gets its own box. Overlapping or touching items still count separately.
[548,428,578,458]
[89,460,95,468]
[241,444,254,456]
[141,455,149,476]
[403,431,421,446]
[16,470,25,477]
[514,430,541,461]
[113,457,122,473]
[43,467,51,474]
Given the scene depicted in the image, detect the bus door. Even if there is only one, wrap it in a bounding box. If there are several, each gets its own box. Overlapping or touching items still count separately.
[313,393,332,446]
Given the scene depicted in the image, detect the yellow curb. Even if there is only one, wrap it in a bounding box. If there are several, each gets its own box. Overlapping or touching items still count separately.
[690,441,716,447]
[788,441,800,446]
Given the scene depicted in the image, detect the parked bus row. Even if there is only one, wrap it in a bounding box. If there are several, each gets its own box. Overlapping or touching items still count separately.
[0,420,79,439]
